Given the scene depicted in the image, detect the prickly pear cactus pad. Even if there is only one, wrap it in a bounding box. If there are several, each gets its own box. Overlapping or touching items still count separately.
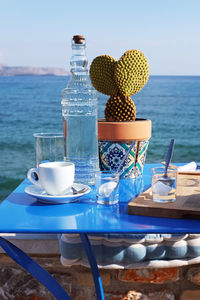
[89,49,149,122]
[114,50,149,96]
[89,55,119,96]
[105,95,136,122]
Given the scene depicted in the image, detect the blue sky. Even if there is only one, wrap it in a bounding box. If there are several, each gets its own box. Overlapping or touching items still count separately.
[1,0,200,75]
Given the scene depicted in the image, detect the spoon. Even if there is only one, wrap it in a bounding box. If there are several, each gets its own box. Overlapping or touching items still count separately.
[159,139,175,186]
[71,186,88,194]
[164,139,175,179]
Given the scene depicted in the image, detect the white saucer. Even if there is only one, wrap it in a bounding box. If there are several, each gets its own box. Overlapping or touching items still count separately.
[25,183,91,204]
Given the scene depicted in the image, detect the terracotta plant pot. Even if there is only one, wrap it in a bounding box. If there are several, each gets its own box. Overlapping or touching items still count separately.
[98,119,152,178]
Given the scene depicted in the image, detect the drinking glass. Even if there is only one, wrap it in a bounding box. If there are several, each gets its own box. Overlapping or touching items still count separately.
[34,133,64,167]
[151,167,177,203]
[95,171,119,205]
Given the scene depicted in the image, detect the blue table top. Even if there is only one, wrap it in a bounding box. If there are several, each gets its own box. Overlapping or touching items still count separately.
[1,163,200,234]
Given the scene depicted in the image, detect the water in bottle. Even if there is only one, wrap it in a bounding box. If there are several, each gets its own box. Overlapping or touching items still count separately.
[61,35,99,185]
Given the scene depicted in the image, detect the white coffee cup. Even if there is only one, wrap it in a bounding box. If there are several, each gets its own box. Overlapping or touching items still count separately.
[27,161,75,196]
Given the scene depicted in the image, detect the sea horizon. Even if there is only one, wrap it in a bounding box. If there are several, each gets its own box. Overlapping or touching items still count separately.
[1,64,200,77]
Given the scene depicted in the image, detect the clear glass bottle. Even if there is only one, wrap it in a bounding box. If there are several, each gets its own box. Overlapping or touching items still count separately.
[61,35,99,185]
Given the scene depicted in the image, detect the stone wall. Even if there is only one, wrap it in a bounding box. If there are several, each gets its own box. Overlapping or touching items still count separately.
[1,237,200,299]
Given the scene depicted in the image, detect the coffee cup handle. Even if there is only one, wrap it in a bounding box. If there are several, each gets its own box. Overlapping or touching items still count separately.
[27,168,41,186]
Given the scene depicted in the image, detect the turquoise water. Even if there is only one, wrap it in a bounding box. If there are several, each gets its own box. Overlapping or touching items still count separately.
[0,75,200,201]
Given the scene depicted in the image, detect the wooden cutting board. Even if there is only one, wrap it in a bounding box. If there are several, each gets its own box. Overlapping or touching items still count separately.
[128,173,200,219]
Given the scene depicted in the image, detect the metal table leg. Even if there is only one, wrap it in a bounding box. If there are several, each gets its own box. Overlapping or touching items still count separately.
[80,233,105,300]
[0,237,70,300]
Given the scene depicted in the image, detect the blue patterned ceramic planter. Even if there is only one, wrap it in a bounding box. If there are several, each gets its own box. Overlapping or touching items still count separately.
[98,140,149,178]
[97,119,151,178]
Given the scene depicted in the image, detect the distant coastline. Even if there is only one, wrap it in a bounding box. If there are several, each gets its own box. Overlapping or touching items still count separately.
[0,65,69,76]
[0,65,199,77]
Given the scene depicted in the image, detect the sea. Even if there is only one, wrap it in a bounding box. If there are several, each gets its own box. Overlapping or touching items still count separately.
[0,75,200,202]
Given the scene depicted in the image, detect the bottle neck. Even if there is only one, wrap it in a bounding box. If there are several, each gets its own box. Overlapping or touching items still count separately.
[70,40,88,77]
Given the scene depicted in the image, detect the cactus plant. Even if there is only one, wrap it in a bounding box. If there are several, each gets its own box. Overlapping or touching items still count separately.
[89,49,149,122]
[89,55,119,96]
[90,49,151,178]
[115,50,149,97]
[105,95,136,122]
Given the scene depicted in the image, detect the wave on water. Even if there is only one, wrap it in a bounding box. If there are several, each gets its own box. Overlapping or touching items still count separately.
[0,141,34,151]
[0,177,22,202]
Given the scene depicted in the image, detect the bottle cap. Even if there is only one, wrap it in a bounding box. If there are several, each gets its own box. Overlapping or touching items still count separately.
[73,35,85,44]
